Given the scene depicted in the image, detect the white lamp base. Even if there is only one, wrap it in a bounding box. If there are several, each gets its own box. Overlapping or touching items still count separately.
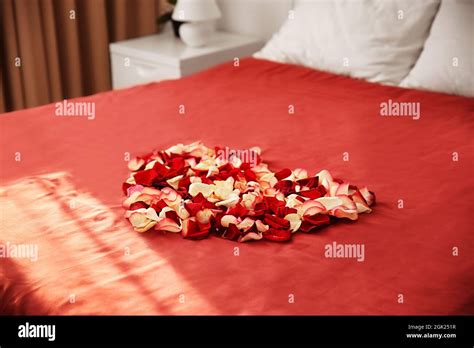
[179,22,214,47]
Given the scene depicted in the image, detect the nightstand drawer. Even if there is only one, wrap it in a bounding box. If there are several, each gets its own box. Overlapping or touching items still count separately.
[111,53,180,89]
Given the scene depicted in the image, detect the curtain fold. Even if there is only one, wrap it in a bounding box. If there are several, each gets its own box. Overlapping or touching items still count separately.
[0,0,161,113]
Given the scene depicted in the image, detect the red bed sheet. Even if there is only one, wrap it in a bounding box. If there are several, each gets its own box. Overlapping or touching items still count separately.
[0,58,473,315]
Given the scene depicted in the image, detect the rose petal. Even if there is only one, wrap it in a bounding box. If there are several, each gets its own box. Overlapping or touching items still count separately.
[220,215,239,227]
[166,175,183,190]
[315,197,343,211]
[255,220,269,232]
[182,218,210,239]
[302,214,330,230]
[299,188,324,199]
[196,209,213,224]
[125,208,159,233]
[275,168,292,181]
[292,168,308,181]
[239,231,263,243]
[155,218,181,232]
[127,185,144,197]
[222,223,241,241]
[264,214,290,230]
[284,213,302,232]
[215,192,240,208]
[359,187,376,206]
[189,183,214,198]
[262,228,292,242]
[128,157,146,171]
[236,217,255,232]
[297,200,326,216]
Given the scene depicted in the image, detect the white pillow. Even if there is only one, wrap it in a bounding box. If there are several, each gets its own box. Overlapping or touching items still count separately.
[254,0,441,85]
[400,0,474,97]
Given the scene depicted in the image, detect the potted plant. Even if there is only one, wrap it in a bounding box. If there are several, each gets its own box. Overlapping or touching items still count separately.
[157,0,184,38]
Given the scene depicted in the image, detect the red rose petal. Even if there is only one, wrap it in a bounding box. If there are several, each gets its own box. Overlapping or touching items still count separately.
[264,196,286,216]
[129,201,149,210]
[170,157,185,170]
[178,176,191,189]
[299,188,324,199]
[244,169,257,181]
[122,182,132,195]
[274,180,295,195]
[182,218,209,239]
[264,214,291,230]
[262,228,292,242]
[134,168,159,186]
[297,177,319,189]
[302,214,330,230]
[185,202,202,216]
[222,223,241,241]
[150,200,167,213]
[275,168,292,181]
[226,204,249,218]
[165,210,180,225]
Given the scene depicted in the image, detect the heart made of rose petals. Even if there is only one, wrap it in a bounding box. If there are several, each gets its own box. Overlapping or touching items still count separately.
[122,142,375,243]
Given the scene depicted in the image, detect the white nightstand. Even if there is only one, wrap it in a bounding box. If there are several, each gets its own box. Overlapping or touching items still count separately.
[109,27,263,89]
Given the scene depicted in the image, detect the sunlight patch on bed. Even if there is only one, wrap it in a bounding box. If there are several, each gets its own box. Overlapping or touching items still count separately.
[0,172,218,314]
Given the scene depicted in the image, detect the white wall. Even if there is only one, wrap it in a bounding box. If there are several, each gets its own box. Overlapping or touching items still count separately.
[216,0,293,40]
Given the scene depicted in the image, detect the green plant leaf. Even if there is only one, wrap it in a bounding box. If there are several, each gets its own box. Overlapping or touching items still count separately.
[157,11,172,25]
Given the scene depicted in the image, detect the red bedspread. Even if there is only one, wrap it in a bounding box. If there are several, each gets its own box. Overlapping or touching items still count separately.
[0,58,473,315]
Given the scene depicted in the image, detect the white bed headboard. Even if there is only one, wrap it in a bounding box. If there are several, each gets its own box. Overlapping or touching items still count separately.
[216,0,293,40]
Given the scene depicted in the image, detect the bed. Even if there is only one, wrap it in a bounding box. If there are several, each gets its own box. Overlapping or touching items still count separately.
[1,57,473,315]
